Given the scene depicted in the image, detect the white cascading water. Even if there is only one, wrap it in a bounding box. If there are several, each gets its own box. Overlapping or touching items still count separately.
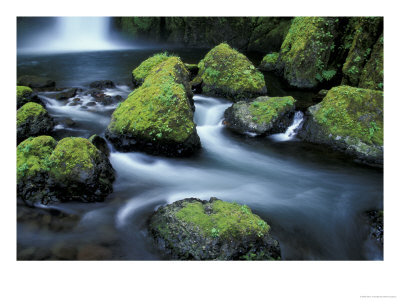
[269,111,304,142]
[19,17,126,53]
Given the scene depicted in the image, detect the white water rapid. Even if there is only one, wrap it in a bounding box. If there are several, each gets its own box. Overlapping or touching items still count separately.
[270,111,304,142]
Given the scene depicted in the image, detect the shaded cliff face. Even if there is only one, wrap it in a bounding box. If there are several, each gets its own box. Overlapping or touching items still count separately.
[111,17,292,53]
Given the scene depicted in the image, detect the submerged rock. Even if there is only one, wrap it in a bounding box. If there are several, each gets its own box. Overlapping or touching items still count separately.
[366,210,383,247]
[194,43,267,101]
[149,197,281,260]
[17,75,56,89]
[17,136,115,205]
[298,85,383,166]
[131,52,170,87]
[17,102,54,143]
[89,80,115,89]
[224,96,296,136]
[106,56,201,157]
[52,88,78,100]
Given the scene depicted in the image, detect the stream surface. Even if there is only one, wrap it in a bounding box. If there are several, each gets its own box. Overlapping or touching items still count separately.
[17,49,383,260]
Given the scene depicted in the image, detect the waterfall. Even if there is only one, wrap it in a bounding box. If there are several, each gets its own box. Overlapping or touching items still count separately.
[18,17,127,53]
[270,111,304,142]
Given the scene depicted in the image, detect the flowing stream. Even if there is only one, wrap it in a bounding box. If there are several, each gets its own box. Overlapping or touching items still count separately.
[17,50,383,260]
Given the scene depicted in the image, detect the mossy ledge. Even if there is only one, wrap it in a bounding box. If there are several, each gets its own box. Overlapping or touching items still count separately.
[131,52,170,87]
[149,197,281,260]
[17,102,54,144]
[106,56,201,157]
[17,136,115,205]
[298,85,383,166]
[224,96,296,136]
[194,43,267,101]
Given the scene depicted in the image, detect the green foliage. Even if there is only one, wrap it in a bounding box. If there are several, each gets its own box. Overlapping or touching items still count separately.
[175,200,270,239]
[314,86,383,146]
[248,96,296,126]
[17,102,47,126]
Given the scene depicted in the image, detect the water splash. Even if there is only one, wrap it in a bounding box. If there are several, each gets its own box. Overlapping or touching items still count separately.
[269,111,304,142]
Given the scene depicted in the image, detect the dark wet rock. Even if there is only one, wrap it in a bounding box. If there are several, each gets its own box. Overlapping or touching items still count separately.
[17,102,54,144]
[106,56,201,157]
[68,102,79,106]
[17,136,115,205]
[149,197,281,260]
[312,89,329,103]
[77,244,113,260]
[184,63,199,80]
[17,246,52,260]
[80,105,88,110]
[61,117,75,127]
[89,80,115,89]
[86,101,97,106]
[89,134,110,157]
[51,242,78,260]
[298,86,383,166]
[52,88,77,100]
[72,97,81,102]
[17,86,43,108]
[17,75,56,89]
[224,96,296,136]
[366,210,383,247]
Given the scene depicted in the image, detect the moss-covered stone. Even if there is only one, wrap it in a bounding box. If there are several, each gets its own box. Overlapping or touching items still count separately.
[298,85,383,165]
[149,197,281,260]
[17,102,54,143]
[106,56,201,156]
[279,17,339,88]
[195,43,267,101]
[341,17,382,87]
[131,52,170,87]
[17,86,32,107]
[259,52,280,71]
[17,136,115,205]
[359,34,383,91]
[224,96,296,135]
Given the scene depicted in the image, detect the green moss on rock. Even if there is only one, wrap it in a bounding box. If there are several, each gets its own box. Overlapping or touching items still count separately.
[299,85,383,165]
[359,34,383,91]
[17,102,46,127]
[132,52,170,86]
[196,43,267,101]
[260,52,280,71]
[17,86,32,100]
[249,96,296,126]
[341,17,382,87]
[49,137,100,180]
[279,17,339,88]
[149,197,281,260]
[107,56,200,156]
[17,136,57,181]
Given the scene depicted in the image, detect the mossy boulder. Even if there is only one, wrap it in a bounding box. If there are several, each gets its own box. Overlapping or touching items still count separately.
[17,136,115,205]
[17,102,54,144]
[279,17,339,88]
[106,56,201,157]
[259,52,280,72]
[149,197,281,260]
[298,85,383,165]
[17,86,43,108]
[224,96,296,136]
[341,17,382,87]
[195,43,267,101]
[131,52,170,87]
[359,34,383,91]
[17,75,56,89]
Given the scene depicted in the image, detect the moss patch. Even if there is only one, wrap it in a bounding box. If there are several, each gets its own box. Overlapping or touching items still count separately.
[17,86,32,99]
[196,43,266,100]
[132,52,171,84]
[248,96,296,126]
[109,57,195,143]
[17,102,47,126]
[313,85,383,146]
[17,136,57,181]
[176,200,270,239]
[359,34,383,90]
[49,137,100,180]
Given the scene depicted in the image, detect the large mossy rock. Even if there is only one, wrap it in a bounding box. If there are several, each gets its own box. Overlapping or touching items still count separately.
[17,86,43,108]
[106,56,201,157]
[17,102,54,144]
[224,96,296,136]
[298,86,383,165]
[131,52,170,87]
[149,197,281,260]
[195,43,267,101]
[341,17,383,88]
[278,17,339,88]
[17,136,115,205]
[17,75,56,89]
[359,34,383,91]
